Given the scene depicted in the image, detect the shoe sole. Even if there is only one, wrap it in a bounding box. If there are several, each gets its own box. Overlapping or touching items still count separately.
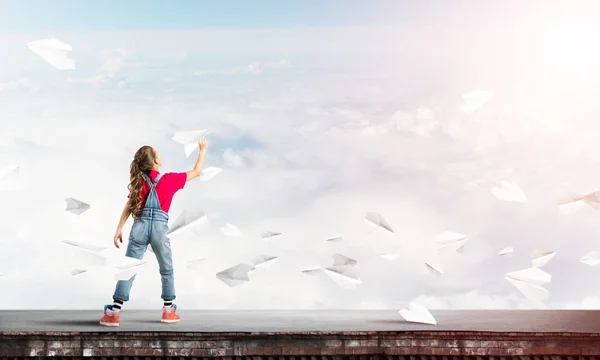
[99,321,119,327]
[161,318,180,323]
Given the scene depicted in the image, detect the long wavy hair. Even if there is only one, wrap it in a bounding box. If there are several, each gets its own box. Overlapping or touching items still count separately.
[128,145,157,219]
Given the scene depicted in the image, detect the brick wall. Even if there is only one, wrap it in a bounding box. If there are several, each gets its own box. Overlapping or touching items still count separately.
[2,331,600,358]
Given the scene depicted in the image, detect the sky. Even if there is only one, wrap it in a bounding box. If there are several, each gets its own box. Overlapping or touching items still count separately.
[2,0,600,312]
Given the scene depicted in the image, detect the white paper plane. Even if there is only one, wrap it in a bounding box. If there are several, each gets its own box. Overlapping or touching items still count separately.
[166,209,207,236]
[326,236,343,242]
[64,198,91,215]
[63,241,107,267]
[460,90,493,114]
[300,264,322,275]
[260,231,282,241]
[505,267,551,301]
[379,252,400,260]
[435,231,469,253]
[364,212,394,233]
[559,190,600,214]
[199,167,222,181]
[332,253,357,266]
[185,256,206,269]
[490,181,529,203]
[324,265,362,288]
[172,130,209,157]
[114,256,148,280]
[505,267,551,300]
[62,240,106,253]
[498,246,514,257]
[0,272,5,277]
[220,223,242,237]
[216,263,255,287]
[0,164,19,191]
[425,261,443,275]
[71,269,87,277]
[530,250,556,268]
[251,255,279,269]
[398,302,437,325]
[580,251,600,266]
[27,38,75,70]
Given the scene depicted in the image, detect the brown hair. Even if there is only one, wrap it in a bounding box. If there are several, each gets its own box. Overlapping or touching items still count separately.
[128,145,157,219]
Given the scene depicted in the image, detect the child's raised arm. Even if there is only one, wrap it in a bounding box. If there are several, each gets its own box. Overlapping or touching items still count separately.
[186,138,208,181]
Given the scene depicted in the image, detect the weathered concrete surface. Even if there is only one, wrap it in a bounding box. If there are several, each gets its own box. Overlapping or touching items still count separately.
[1,309,600,333]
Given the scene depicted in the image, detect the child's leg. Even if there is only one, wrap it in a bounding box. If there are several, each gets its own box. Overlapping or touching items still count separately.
[112,221,150,303]
[149,222,176,302]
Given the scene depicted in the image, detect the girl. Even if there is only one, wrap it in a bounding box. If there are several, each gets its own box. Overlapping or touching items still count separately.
[99,139,208,327]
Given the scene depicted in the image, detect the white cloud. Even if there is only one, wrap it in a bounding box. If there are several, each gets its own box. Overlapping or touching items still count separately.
[1,19,600,310]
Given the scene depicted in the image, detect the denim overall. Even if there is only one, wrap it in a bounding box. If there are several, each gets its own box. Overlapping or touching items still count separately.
[113,173,176,301]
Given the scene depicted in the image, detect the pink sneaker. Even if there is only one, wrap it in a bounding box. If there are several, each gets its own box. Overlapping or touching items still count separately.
[99,305,121,327]
[161,304,180,323]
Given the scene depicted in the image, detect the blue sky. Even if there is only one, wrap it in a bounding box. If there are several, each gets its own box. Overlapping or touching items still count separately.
[0,0,435,32]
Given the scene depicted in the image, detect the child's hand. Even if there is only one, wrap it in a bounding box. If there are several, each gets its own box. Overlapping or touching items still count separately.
[113,229,123,248]
[198,138,208,150]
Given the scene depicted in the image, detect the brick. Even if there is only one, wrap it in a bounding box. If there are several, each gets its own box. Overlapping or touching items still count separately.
[164,340,184,348]
[325,340,343,347]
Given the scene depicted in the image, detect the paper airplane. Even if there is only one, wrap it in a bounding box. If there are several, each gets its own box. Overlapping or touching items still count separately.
[530,250,555,268]
[324,265,362,288]
[460,90,493,114]
[216,263,255,287]
[114,256,148,280]
[251,255,279,269]
[0,165,19,191]
[326,236,343,242]
[398,302,437,325]
[199,167,222,181]
[260,231,282,241]
[435,231,469,253]
[27,38,75,70]
[64,198,91,215]
[166,209,206,236]
[185,256,206,269]
[0,272,5,277]
[505,267,551,301]
[490,181,528,203]
[379,252,400,260]
[425,262,443,275]
[559,190,600,214]
[220,223,242,237]
[498,246,514,257]
[172,130,209,157]
[70,269,87,277]
[332,254,357,266]
[63,241,107,266]
[364,212,394,233]
[62,240,106,253]
[300,264,322,275]
[580,251,600,266]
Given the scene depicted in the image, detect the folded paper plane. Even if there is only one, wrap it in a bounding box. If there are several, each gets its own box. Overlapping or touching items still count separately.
[460,90,493,114]
[64,198,91,215]
[379,252,400,260]
[530,250,555,268]
[0,164,19,191]
[364,212,394,233]
[332,253,357,266]
[505,267,551,301]
[300,264,322,275]
[580,251,600,266]
[490,181,528,203]
[172,130,209,157]
[251,255,279,269]
[114,256,148,280]
[216,263,255,287]
[398,302,437,325]
[326,236,343,242]
[220,223,242,237]
[498,246,514,257]
[425,262,443,275]
[199,167,222,181]
[27,38,75,70]
[260,230,282,241]
[62,240,107,267]
[166,209,207,236]
[436,231,469,253]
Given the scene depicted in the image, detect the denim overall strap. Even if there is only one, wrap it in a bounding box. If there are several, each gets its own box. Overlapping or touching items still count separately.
[141,173,163,210]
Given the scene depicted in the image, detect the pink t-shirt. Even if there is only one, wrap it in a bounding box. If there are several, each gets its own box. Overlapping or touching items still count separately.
[128,170,187,213]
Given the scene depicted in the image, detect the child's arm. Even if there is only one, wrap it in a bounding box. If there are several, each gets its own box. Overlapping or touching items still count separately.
[113,200,132,248]
[186,139,208,181]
